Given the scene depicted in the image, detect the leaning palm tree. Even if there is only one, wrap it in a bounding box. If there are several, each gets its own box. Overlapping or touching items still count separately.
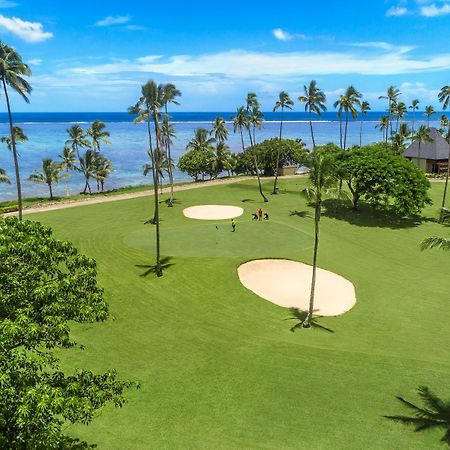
[0,167,10,184]
[385,386,450,446]
[58,146,76,196]
[28,158,62,200]
[424,105,436,129]
[0,125,28,151]
[409,99,420,135]
[86,120,111,152]
[161,83,181,207]
[302,148,337,328]
[415,125,432,162]
[438,86,450,222]
[0,42,31,220]
[299,80,327,149]
[210,116,228,143]
[273,91,294,194]
[359,100,371,146]
[273,91,294,140]
[231,106,248,151]
[379,85,401,138]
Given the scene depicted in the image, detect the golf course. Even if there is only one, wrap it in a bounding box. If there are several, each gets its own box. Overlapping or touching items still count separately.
[25,177,449,449]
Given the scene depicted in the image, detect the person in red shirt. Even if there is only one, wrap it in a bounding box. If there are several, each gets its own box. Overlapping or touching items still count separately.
[258,208,263,221]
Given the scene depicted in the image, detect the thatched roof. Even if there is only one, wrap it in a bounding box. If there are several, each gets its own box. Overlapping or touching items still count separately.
[403,127,450,160]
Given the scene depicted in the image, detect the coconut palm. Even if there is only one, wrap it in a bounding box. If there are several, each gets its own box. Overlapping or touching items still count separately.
[393,101,407,134]
[86,120,111,152]
[333,86,362,149]
[359,100,371,146]
[385,386,450,446]
[302,148,337,328]
[0,167,10,184]
[333,97,345,149]
[246,92,259,111]
[379,85,401,137]
[438,86,450,222]
[299,80,327,149]
[0,42,32,220]
[211,141,231,177]
[409,99,420,135]
[187,127,215,152]
[210,116,228,143]
[231,106,248,151]
[399,122,411,141]
[59,146,76,196]
[440,114,449,135]
[94,153,114,192]
[28,158,62,200]
[161,83,181,207]
[0,125,28,151]
[249,106,264,145]
[375,115,389,142]
[78,149,97,194]
[66,125,91,193]
[273,91,294,194]
[424,105,436,129]
[273,91,294,140]
[415,125,432,162]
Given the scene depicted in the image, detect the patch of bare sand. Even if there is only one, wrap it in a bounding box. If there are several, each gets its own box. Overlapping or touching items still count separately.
[183,205,244,220]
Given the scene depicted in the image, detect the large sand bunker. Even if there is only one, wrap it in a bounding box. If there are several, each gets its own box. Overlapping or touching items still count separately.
[183,205,244,220]
[238,259,356,316]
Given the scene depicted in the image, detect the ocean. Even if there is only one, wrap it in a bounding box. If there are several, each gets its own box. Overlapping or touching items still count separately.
[0,111,442,201]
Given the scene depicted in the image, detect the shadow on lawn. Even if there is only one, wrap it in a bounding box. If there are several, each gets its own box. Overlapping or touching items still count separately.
[136,256,175,277]
[285,308,334,333]
[289,210,311,218]
[321,199,430,229]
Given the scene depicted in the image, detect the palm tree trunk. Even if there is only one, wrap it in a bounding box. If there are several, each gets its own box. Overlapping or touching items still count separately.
[304,199,321,327]
[440,143,450,222]
[273,109,283,194]
[152,110,163,277]
[339,114,343,149]
[65,168,69,196]
[279,106,284,140]
[388,99,392,137]
[240,130,245,151]
[309,109,316,149]
[253,150,268,202]
[164,104,174,207]
[412,110,415,136]
[146,114,157,224]
[344,110,349,150]
[48,183,53,200]
[359,118,363,147]
[2,77,22,220]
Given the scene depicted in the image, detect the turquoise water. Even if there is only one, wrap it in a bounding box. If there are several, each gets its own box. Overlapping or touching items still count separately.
[0,112,440,200]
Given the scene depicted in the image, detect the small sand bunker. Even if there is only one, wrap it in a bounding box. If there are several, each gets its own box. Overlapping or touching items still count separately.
[183,205,244,220]
[238,259,356,316]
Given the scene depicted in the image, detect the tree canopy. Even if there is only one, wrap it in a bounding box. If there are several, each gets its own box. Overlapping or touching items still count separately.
[0,218,135,448]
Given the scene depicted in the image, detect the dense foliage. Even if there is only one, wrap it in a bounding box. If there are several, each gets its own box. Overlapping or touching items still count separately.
[0,218,134,449]
[336,143,431,215]
[234,138,307,176]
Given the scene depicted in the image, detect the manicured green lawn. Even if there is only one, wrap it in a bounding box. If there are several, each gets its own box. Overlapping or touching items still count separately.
[29,178,450,449]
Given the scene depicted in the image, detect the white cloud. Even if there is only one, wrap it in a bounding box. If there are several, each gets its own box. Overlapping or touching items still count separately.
[272,28,307,41]
[0,15,53,42]
[386,6,409,16]
[67,47,450,78]
[0,0,17,7]
[420,3,450,16]
[95,15,131,27]
[28,58,42,65]
[349,41,414,53]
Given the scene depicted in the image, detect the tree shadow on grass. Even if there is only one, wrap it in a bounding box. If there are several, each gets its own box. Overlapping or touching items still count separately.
[241,198,255,203]
[321,199,429,230]
[289,210,311,218]
[285,308,334,333]
[135,256,175,277]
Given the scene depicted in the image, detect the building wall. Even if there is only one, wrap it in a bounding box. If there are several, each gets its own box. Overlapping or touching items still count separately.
[280,166,296,176]
[409,157,428,172]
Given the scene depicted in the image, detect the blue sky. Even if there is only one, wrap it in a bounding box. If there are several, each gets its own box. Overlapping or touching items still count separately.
[0,0,449,112]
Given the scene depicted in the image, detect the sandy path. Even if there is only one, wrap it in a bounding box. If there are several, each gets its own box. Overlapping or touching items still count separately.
[238,259,356,316]
[3,176,262,217]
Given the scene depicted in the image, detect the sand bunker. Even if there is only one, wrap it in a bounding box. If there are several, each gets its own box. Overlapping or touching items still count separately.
[183,205,244,220]
[238,259,356,316]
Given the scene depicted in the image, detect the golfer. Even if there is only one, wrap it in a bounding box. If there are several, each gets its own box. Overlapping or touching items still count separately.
[231,219,236,232]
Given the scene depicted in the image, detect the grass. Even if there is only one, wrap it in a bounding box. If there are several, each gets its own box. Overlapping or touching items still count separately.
[27,178,450,449]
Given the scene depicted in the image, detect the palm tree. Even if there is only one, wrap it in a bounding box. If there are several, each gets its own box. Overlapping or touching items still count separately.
[161,83,181,207]
[59,146,76,196]
[0,167,10,184]
[94,153,114,192]
[375,115,389,142]
[0,125,28,151]
[66,125,91,193]
[302,148,337,328]
[28,158,62,199]
[231,106,248,151]
[187,127,215,152]
[379,85,401,138]
[210,116,228,143]
[343,86,362,149]
[334,98,344,149]
[385,386,450,446]
[0,42,31,220]
[78,149,97,194]
[415,125,432,162]
[86,120,111,152]
[438,85,450,222]
[440,114,449,137]
[393,101,407,134]
[161,116,176,191]
[424,105,436,129]
[273,91,294,140]
[299,80,327,149]
[409,99,420,135]
[359,100,371,146]
[272,91,294,194]
[211,141,231,177]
